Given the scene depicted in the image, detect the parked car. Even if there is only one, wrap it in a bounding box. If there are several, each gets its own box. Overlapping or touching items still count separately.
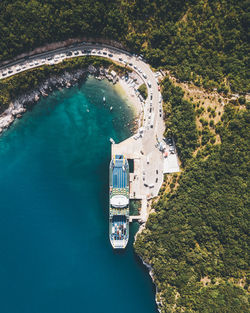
[169,146,175,154]
[166,137,173,146]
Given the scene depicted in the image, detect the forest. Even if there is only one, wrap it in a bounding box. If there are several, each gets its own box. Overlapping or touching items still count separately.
[161,78,198,166]
[0,1,249,311]
[0,56,125,114]
[0,0,249,93]
[135,88,249,311]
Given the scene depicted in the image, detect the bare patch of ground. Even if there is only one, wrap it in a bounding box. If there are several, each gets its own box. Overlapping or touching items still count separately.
[200,276,211,287]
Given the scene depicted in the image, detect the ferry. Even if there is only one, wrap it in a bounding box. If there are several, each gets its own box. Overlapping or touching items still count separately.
[109,155,129,249]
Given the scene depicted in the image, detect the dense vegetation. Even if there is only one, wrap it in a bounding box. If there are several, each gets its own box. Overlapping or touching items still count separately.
[135,100,249,311]
[161,78,198,166]
[0,56,125,114]
[0,1,248,311]
[0,0,249,93]
[138,83,148,100]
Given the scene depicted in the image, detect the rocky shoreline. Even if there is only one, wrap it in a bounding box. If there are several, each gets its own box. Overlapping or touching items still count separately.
[0,65,120,135]
[0,60,158,310]
[141,257,163,313]
[134,224,164,313]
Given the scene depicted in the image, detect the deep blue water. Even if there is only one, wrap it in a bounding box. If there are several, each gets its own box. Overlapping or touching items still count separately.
[0,77,157,313]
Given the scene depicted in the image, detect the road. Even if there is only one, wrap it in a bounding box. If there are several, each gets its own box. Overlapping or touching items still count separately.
[0,42,166,221]
[0,42,164,140]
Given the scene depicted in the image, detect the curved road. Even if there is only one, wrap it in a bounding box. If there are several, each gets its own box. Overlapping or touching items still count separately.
[0,43,166,218]
[0,43,164,141]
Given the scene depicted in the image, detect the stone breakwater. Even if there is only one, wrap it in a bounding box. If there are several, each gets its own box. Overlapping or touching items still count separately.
[0,65,119,135]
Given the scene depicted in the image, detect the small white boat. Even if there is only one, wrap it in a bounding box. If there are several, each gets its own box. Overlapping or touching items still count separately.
[103,96,106,102]
[110,106,113,111]
[110,138,115,144]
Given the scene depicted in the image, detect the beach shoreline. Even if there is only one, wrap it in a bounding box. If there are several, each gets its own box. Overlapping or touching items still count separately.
[115,78,142,117]
[0,66,144,136]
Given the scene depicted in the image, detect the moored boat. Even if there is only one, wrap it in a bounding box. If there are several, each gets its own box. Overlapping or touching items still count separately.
[109,155,129,249]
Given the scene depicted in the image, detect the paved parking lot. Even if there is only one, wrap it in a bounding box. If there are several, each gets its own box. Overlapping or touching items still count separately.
[163,153,180,173]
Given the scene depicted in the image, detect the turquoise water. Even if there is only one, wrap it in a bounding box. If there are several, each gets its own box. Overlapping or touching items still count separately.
[0,77,157,313]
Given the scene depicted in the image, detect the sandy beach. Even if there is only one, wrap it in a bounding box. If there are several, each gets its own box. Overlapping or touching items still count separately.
[113,76,145,133]
[117,78,143,115]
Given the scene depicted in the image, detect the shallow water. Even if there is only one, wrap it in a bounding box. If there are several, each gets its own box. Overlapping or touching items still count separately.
[0,77,157,313]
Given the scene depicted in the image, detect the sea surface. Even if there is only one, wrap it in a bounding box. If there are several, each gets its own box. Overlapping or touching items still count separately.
[0,77,157,313]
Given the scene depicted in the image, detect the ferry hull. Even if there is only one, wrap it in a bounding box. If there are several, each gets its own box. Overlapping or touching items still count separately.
[109,155,129,249]
[109,217,129,249]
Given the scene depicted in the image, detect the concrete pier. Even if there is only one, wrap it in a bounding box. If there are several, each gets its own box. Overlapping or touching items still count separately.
[111,54,166,222]
[0,41,168,224]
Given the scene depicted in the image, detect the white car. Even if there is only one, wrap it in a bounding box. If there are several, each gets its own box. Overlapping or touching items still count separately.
[169,146,175,154]
[143,73,147,79]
